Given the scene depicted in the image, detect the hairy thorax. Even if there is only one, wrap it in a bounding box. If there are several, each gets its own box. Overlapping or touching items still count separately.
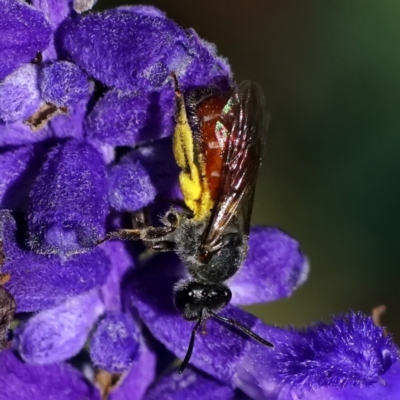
[170,215,248,283]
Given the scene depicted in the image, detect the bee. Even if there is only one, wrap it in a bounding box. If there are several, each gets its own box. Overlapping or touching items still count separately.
[100,76,273,372]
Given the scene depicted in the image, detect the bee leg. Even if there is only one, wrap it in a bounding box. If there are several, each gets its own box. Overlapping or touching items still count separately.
[201,321,207,335]
[97,229,142,244]
[97,225,176,245]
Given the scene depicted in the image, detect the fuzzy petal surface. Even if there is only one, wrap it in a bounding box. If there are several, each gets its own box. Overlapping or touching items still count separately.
[100,241,137,311]
[0,349,100,400]
[0,0,51,80]
[31,0,71,31]
[107,159,156,212]
[178,28,232,90]
[61,9,188,91]
[143,368,235,400]
[0,121,53,147]
[85,84,175,146]
[16,290,104,364]
[236,314,399,399]
[61,7,230,90]
[230,227,308,306]
[0,144,48,211]
[121,137,179,194]
[90,311,140,373]
[28,139,108,255]
[49,95,88,139]
[0,64,41,123]
[0,211,111,311]
[296,362,400,400]
[109,340,156,400]
[40,61,88,107]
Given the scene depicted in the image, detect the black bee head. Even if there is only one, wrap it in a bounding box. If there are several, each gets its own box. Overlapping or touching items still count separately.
[174,280,232,321]
[174,279,273,375]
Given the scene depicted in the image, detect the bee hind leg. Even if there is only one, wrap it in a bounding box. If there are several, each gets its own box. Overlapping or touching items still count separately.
[97,225,176,246]
[97,228,142,244]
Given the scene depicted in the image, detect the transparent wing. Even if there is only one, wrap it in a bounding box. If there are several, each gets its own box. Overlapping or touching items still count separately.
[201,81,269,251]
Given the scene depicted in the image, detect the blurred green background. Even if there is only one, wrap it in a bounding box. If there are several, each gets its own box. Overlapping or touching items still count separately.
[98,1,400,339]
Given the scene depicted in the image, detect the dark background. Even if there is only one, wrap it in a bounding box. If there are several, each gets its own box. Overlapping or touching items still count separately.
[98,1,400,340]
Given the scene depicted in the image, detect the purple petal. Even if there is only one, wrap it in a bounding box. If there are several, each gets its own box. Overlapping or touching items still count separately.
[4,248,111,312]
[127,256,400,399]
[0,0,52,80]
[0,121,53,147]
[32,0,71,30]
[179,28,232,90]
[107,159,156,212]
[122,138,180,195]
[0,64,41,123]
[61,10,188,91]
[0,210,111,311]
[15,290,104,364]
[230,227,308,306]
[126,258,273,384]
[28,139,108,255]
[40,61,89,107]
[297,362,400,400]
[31,0,72,59]
[0,144,49,211]
[49,94,88,139]
[90,311,140,373]
[93,142,116,164]
[85,84,175,146]
[109,340,156,400]
[100,241,137,311]
[285,314,398,389]
[107,138,179,212]
[0,349,100,400]
[235,314,399,399]
[143,368,235,400]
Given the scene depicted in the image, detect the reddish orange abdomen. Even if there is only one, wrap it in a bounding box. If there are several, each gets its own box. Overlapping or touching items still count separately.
[196,95,230,202]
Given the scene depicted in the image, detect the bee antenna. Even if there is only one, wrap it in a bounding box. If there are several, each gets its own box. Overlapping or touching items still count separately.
[209,311,274,348]
[179,310,203,374]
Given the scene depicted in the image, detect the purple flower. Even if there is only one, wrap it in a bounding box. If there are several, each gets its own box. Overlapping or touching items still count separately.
[0,349,100,400]
[0,1,398,399]
[0,64,41,123]
[90,311,141,373]
[0,0,51,80]
[127,255,400,399]
[143,368,237,400]
[28,139,109,255]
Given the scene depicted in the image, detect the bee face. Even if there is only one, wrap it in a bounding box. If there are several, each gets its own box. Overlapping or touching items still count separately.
[174,280,232,321]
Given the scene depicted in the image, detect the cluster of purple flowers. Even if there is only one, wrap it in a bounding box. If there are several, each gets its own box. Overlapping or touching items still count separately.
[0,0,398,399]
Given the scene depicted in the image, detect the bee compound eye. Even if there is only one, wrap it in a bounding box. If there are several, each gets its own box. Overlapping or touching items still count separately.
[166,211,178,225]
[201,289,208,297]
